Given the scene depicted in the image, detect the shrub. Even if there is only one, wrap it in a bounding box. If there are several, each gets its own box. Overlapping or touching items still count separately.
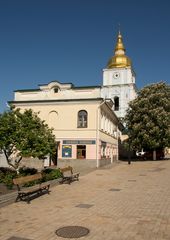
[18,167,38,176]
[0,167,17,188]
[23,180,40,187]
[0,167,38,189]
[0,172,3,183]
[41,168,53,174]
[0,167,16,174]
[0,166,62,190]
[0,171,17,189]
[41,168,62,182]
[3,173,16,189]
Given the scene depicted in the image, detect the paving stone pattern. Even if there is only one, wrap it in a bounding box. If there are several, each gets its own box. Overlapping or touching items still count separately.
[0,160,170,240]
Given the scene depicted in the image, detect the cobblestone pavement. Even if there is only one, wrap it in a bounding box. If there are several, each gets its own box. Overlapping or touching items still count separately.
[0,160,170,240]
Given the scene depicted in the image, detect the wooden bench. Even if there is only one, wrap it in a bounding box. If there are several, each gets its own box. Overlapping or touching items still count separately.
[59,166,80,184]
[13,173,50,203]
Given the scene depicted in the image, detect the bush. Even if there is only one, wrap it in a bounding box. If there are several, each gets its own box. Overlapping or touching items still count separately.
[0,168,17,189]
[17,167,39,187]
[18,167,38,176]
[41,168,53,174]
[41,168,63,182]
[3,172,17,189]
[0,166,62,190]
[0,167,16,174]
[23,180,40,187]
[0,172,3,183]
[0,167,38,189]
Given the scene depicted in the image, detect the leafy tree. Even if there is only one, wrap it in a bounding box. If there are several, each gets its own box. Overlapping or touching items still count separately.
[125,82,170,160]
[0,108,56,171]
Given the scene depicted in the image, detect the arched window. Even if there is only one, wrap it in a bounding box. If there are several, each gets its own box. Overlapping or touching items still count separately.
[77,110,88,128]
[54,87,59,93]
[48,111,58,129]
[114,96,119,111]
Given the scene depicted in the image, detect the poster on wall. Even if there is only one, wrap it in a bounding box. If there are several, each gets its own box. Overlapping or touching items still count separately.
[62,145,72,158]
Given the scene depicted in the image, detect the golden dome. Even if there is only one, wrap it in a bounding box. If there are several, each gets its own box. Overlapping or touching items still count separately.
[107,31,132,68]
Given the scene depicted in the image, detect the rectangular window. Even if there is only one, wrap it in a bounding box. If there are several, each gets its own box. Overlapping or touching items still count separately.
[62,145,72,158]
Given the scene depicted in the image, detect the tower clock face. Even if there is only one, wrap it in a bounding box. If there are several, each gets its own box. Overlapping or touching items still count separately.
[113,72,120,79]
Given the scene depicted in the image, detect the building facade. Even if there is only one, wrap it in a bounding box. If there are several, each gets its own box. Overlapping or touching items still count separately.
[8,31,136,167]
[9,81,122,168]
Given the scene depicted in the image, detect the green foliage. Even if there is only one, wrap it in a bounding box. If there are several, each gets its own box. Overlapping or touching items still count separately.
[0,166,62,189]
[0,108,56,170]
[42,168,54,174]
[125,82,170,151]
[18,167,38,176]
[0,167,17,189]
[18,167,39,187]
[0,173,3,183]
[0,167,16,174]
[41,168,63,182]
[3,174,16,189]
[23,180,40,187]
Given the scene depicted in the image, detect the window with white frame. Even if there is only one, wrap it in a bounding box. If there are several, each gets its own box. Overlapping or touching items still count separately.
[77,110,88,128]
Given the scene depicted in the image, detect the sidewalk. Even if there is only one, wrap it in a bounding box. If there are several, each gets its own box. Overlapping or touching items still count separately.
[0,161,119,208]
[0,160,170,240]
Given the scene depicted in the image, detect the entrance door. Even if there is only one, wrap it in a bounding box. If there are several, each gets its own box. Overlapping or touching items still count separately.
[77,145,86,159]
[51,142,60,166]
[51,149,58,165]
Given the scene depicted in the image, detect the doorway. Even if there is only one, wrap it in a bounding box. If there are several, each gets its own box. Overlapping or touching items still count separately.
[51,142,60,166]
[77,145,86,159]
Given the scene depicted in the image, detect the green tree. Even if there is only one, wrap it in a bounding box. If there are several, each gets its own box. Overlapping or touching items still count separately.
[125,82,170,160]
[0,108,56,171]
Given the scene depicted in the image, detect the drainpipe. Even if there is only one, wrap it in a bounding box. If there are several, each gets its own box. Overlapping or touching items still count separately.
[116,126,119,161]
[96,100,106,168]
[111,147,113,163]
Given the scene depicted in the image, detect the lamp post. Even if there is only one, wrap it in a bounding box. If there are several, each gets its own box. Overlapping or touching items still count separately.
[128,142,131,165]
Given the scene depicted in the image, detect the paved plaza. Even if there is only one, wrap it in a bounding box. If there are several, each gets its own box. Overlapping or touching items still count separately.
[0,160,170,240]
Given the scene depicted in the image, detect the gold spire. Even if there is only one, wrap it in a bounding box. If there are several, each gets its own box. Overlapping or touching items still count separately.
[107,31,132,68]
[115,31,125,52]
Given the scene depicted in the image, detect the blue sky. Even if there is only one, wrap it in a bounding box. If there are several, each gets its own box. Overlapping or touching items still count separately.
[0,0,170,113]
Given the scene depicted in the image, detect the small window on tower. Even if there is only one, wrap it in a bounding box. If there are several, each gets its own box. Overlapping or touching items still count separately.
[114,96,119,111]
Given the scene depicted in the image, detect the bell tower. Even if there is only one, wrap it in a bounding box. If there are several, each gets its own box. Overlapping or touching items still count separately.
[101,31,137,119]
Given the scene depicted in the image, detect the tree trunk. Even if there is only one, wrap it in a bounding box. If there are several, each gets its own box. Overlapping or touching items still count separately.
[3,149,22,173]
[153,150,156,160]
